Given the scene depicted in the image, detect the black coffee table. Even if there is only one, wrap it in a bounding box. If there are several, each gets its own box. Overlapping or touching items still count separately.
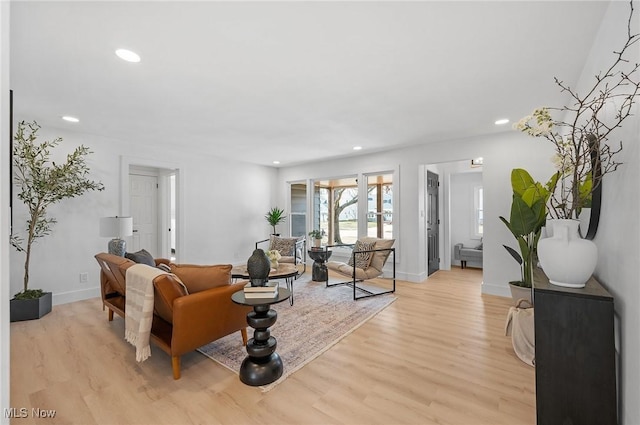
[231,288,291,386]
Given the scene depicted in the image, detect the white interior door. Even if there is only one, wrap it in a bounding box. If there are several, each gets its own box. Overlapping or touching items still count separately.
[130,174,158,256]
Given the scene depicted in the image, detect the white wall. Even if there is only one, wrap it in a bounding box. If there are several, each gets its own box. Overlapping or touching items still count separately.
[450,171,483,267]
[277,130,555,291]
[1,1,10,421]
[8,125,278,305]
[581,2,639,423]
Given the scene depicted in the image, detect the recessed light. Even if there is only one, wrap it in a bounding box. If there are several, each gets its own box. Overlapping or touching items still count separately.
[115,48,141,63]
[353,146,362,151]
[495,118,509,125]
[62,116,79,123]
[272,160,280,165]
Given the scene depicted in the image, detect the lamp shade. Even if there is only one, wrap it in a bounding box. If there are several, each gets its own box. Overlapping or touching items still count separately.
[99,216,133,238]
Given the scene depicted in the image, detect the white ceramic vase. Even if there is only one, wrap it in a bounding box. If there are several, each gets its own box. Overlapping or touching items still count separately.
[537,219,597,288]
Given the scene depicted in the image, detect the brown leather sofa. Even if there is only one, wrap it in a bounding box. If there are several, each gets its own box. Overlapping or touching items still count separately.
[94,252,251,379]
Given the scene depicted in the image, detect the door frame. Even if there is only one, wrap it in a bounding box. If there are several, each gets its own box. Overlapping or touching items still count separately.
[119,155,184,262]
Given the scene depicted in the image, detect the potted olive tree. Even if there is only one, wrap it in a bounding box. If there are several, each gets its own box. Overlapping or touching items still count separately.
[10,121,104,321]
[499,168,556,304]
[265,207,286,235]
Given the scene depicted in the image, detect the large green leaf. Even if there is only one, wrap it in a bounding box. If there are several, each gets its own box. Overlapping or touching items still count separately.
[521,183,549,208]
[503,244,523,265]
[499,215,514,234]
[511,169,535,196]
[517,236,530,260]
[579,172,593,208]
[510,196,538,236]
[546,172,560,194]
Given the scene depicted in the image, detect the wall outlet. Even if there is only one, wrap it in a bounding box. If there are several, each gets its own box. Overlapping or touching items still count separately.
[79,272,88,283]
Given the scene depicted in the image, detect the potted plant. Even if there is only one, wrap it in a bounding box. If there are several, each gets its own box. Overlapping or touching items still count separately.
[499,169,555,303]
[308,229,325,248]
[514,3,639,287]
[264,207,286,235]
[10,121,104,321]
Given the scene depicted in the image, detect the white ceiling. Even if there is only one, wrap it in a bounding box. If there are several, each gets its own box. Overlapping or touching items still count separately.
[10,1,611,167]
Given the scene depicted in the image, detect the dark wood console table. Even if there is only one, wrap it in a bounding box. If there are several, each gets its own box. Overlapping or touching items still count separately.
[533,270,617,425]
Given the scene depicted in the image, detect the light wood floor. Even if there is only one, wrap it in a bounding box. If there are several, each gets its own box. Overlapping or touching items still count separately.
[10,268,535,425]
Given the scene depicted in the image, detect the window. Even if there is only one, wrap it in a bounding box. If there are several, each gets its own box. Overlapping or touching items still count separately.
[289,182,307,237]
[367,173,393,239]
[313,177,358,245]
[474,186,484,237]
[310,171,396,246]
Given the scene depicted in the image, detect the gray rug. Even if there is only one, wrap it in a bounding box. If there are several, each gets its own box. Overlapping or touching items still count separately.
[197,274,396,391]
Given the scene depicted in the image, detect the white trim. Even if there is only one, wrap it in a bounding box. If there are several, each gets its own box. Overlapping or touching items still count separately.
[0,1,10,420]
[52,287,101,306]
[481,281,510,298]
[473,185,484,239]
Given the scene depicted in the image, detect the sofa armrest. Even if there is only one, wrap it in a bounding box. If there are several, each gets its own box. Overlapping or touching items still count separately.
[169,281,251,356]
[454,243,462,260]
[155,258,171,267]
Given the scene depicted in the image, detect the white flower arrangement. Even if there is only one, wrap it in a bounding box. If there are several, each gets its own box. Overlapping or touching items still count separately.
[266,250,281,262]
[514,4,640,220]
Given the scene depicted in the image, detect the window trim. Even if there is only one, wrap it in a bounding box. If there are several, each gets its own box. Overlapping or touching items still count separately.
[473,185,483,239]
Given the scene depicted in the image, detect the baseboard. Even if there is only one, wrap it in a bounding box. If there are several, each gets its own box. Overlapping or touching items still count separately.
[52,286,100,306]
[397,271,425,283]
[481,281,510,298]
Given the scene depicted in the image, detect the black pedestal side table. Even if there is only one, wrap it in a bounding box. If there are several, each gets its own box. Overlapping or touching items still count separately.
[308,248,332,282]
[231,288,291,386]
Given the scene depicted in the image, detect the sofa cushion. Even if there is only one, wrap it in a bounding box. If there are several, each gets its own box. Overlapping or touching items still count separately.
[359,237,395,272]
[270,236,297,256]
[125,249,155,267]
[347,240,376,269]
[153,275,189,324]
[169,263,232,293]
[328,261,383,280]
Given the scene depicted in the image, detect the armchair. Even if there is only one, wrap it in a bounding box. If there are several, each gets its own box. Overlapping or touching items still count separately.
[325,237,396,300]
[255,235,306,277]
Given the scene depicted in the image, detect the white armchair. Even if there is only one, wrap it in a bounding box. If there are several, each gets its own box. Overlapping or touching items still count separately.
[256,235,307,276]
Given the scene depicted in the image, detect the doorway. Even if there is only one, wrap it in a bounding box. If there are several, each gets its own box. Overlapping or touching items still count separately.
[423,159,484,281]
[120,156,182,261]
[129,170,158,255]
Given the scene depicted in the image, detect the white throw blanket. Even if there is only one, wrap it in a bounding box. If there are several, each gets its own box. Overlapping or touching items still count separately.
[125,264,165,362]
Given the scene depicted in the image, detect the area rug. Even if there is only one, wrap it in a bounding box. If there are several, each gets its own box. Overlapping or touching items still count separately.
[197,274,396,391]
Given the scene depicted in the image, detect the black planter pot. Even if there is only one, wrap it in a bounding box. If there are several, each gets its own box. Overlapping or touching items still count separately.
[10,292,52,322]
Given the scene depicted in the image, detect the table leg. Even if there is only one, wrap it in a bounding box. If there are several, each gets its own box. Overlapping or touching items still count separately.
[239,305,283,386]
[312,259,328,282]
[286,277,294,305]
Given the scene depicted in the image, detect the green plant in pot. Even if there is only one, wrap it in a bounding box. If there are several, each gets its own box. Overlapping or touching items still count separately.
[10,121,104,321]
[308,229,325,248]
[499,169,556,300]
[265,207,286,235]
